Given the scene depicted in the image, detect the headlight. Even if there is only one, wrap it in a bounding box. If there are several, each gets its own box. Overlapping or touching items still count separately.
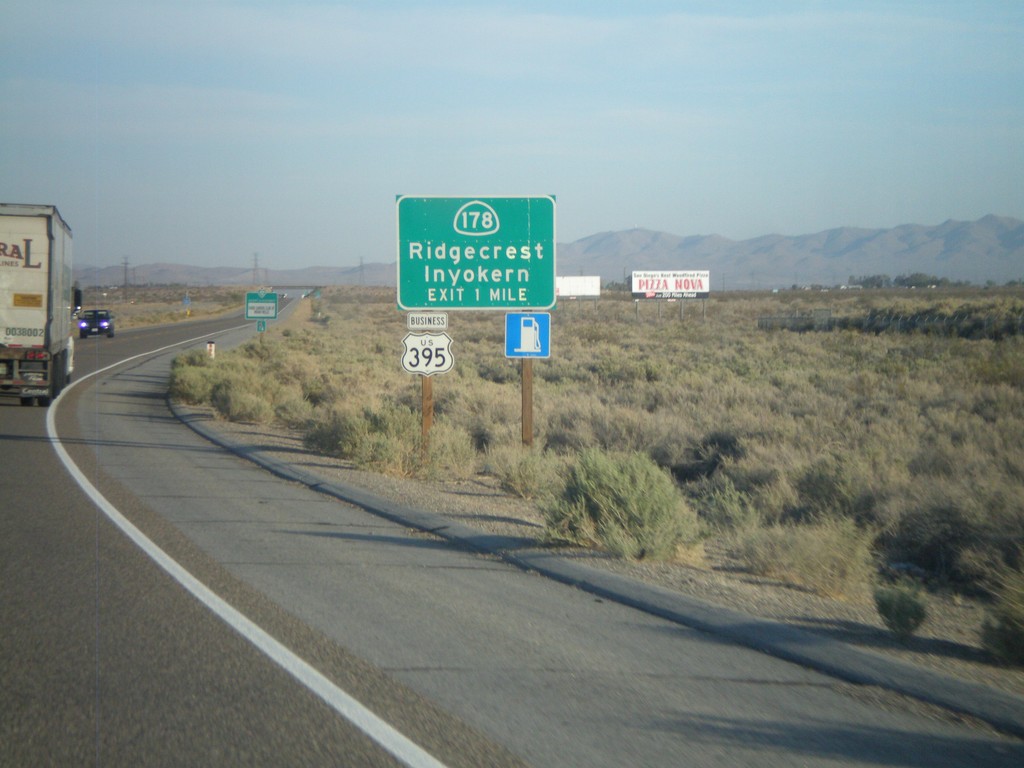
[79,321,88,328]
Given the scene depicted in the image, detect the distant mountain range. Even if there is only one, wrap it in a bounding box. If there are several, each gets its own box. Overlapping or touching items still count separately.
[76,215,1023,290]
[75,262,395,290]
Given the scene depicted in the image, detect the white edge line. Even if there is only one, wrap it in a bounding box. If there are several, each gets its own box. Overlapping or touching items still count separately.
[46,329,450,768]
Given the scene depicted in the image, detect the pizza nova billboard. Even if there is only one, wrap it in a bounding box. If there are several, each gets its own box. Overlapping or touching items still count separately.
[632,270,710,300]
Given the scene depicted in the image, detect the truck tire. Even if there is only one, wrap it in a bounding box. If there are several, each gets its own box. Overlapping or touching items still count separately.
[36,350,66,407]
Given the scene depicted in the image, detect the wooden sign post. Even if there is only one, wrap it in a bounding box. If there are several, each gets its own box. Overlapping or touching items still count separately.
[521,359,534,447]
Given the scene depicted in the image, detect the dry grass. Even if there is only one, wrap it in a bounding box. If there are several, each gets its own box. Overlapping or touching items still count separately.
[168,285,1024,599]
[81,285,244,328]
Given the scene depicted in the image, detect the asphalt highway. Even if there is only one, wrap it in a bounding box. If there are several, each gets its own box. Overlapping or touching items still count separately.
[2,302,1022,766]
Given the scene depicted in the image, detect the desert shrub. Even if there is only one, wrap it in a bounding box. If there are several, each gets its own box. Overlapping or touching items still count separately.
[168,364,215,404]
[543,403,598,454]
[883,488,985,583]
[696,476,760,532]
[874,581,928,642]
[477,359,519,384]
[793,456,861,521]
[300,373,335,408]
[731,517,875,599]
[274,393,315,429]
[168,349,218,403]
[345,403,421,476]
[456,391,521,452]
[419,422,478,481]
[303,406,366,457]
[589,407,663,453]
[482,445,565,501]
[351,428,418,476]
[700,431,746,461]
[588,355,661,385]
[210,376,275,423]
[545,449,699,560]
[982,566,1024,666]
[970,339,1024,387]
[171,348,211,370]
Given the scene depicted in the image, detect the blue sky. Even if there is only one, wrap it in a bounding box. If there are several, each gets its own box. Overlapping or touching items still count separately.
[4,1,1022,270]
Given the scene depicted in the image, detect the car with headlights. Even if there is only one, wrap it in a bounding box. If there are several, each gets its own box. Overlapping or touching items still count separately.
[78,309,115,338]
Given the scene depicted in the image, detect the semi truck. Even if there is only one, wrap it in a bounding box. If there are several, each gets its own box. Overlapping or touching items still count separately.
[0,204,78,406]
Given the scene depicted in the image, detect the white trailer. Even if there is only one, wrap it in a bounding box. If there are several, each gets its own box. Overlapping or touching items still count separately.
[0,204,77,406]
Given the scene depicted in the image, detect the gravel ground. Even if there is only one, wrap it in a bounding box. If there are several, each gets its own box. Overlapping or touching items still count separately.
[178,407,1024,701]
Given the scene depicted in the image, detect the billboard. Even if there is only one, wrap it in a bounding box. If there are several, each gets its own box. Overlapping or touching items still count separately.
[631,270,710,299]
[556,275,601,299]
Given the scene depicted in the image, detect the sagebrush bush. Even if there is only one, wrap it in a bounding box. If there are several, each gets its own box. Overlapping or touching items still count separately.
[171,349,211,370]
[482,445,565,501]
[303,406,365,457]
[168,349,216,403]
[274,393,315,429]
[883,485,985,583]
[327,403,420,476]
[794,456,861,520]
[419,422,478,481]
[211,376,275,423]
[874,581,928,642]
[168,364,215,404]
[695,475,760,532]
[545,449,699,560]
[731,517,875,598]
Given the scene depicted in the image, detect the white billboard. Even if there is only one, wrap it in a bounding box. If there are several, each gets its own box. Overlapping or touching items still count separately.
[556,275,601,298]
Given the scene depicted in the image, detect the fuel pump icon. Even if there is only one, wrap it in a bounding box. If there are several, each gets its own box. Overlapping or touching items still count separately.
[505,312,550,359]
[515,316,542,354]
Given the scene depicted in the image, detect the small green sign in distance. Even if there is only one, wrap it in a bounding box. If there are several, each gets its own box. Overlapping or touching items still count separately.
[246,291,278,320]
[396,196,556,310]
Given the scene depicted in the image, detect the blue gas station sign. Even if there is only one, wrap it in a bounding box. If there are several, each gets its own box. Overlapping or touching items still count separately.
[505,313,550,358]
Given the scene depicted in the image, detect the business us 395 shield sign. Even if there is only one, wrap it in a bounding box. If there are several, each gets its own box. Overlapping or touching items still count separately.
[396,196,556,311]
[401,332,454,376]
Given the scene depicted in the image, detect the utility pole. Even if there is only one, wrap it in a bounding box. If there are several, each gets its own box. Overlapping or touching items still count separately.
[253,252,259,286]
[122,257,130,304]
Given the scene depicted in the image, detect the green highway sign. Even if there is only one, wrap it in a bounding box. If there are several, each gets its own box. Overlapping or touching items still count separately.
[246,290,278,320]
[396,196,556,310]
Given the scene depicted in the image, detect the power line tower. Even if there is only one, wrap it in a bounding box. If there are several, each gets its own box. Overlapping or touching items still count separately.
[252,253,259,286]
